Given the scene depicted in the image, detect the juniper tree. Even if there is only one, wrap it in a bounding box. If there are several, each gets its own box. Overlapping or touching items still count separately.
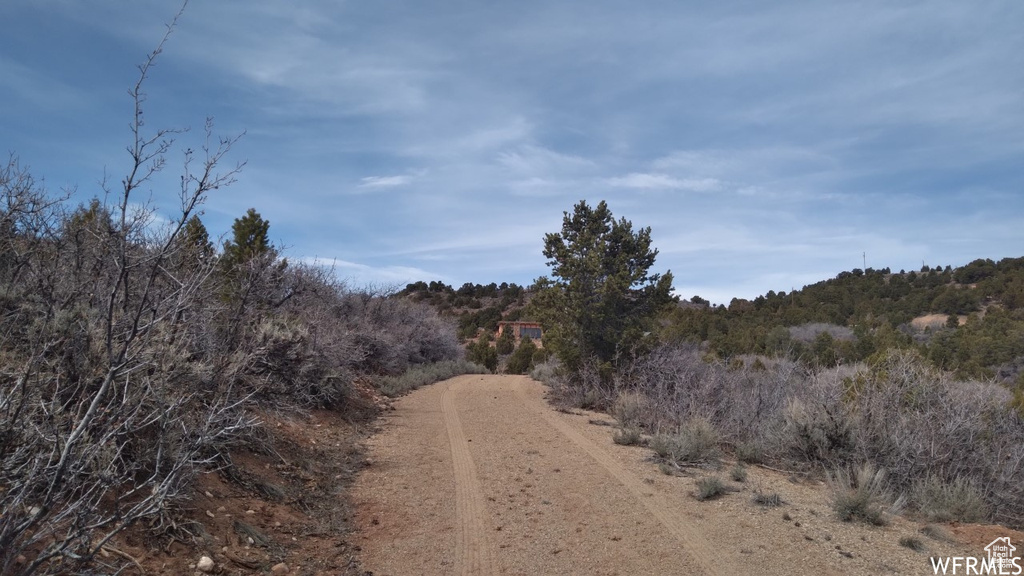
[532,200,674,376]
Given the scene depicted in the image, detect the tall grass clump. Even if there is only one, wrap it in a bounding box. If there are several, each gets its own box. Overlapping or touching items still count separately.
[613,391,652,429]
[612,427,644,446]
[911,475,990,523]
[695,476,726,501]
[376,360,488,397]
[650,417,720,465]
[827,463,903,525]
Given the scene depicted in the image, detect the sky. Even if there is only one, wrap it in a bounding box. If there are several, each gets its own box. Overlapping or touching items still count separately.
[2,1,1022,304]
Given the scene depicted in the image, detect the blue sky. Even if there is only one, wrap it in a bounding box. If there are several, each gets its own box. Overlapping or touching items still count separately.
[2,1,1022,304]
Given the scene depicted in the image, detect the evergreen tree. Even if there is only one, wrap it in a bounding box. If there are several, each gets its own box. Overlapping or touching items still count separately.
[506,336,538,374]
[496,326,515,355]
[532,200,674,373]
[222,208,274,269]
[178,214,214,267]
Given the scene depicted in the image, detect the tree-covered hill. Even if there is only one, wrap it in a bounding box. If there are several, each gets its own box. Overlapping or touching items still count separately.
[661,257,1024,383]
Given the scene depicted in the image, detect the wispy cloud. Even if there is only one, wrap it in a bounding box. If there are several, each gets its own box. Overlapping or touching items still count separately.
[358,175,413,189]
[297,256,448,287]
[607,173,721,192]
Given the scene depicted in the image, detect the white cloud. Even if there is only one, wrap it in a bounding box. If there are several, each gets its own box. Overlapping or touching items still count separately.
[358,175,413,189]
[297,257,448,287]
[607,173,720,192]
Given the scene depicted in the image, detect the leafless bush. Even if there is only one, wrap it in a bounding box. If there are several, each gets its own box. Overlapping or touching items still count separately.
[779,394,854,465]
[618,344,802,444]
[841,350,1024,524]
[0,13,260,573]
[579,343,1024,527]
[612,391,653,429]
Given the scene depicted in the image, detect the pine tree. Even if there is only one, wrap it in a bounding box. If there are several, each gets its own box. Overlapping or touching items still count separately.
[222,208,274,269]
[531,200,674,374]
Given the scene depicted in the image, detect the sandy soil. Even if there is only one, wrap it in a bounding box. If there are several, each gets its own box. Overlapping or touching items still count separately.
[353,374,1021,576]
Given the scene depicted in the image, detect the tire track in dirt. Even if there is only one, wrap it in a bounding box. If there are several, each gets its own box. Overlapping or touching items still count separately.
[513,379,723,576]
[441,380,498,576]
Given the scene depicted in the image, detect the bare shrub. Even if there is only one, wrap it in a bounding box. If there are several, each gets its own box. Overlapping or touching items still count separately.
[843,350,1024,525]
[826,463,903,525]
[612,391,652,429]
[734,440,765,464]
[618,345,802,450]
[567,343,1024,527]
[0,15,256,571]
[780,396,853,465]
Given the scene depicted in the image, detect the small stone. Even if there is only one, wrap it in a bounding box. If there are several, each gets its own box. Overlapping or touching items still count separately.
[271,562,290,574]
[247,536,255,545]
[246,509,256,515]
[15,555,27,565]
[205,510,215,518]
[205,491,214,498]
[217,506,226,513]
[197,555,215,573]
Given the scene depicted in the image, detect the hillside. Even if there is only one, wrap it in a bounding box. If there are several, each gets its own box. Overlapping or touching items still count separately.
[661,257,1024,386]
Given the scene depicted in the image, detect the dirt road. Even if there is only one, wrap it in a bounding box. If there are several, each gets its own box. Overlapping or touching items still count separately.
[353,375,981,575]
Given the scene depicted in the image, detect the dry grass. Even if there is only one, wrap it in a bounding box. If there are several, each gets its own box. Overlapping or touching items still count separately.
[650,417,720,466]
[612,427,644,446]
[695,476,726,501]
[910,475,990,523]
[826,463,903,526]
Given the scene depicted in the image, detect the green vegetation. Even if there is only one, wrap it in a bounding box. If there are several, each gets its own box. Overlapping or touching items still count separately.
[376,360,489,397]
[661,259,1024,383]
[506,336,538,374]
[496,326,516,355]
[531,200,674,375]
[466,333,499,372]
